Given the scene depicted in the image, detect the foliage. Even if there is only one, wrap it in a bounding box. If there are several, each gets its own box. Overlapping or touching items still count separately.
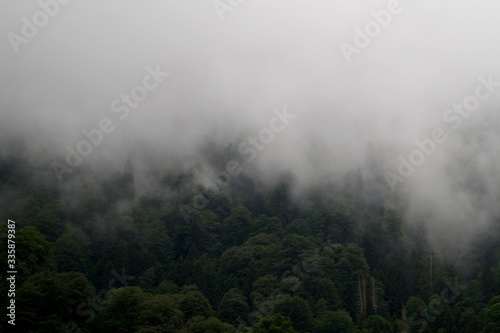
[0,154,499,332]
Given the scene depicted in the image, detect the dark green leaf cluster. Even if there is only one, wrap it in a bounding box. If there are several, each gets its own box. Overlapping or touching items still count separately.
[0,154,499,332]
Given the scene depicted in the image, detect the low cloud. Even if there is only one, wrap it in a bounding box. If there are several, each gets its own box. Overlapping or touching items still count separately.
[1,0,500,254]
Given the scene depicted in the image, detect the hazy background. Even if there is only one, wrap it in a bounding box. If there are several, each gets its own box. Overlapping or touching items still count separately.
[1,0,500,255]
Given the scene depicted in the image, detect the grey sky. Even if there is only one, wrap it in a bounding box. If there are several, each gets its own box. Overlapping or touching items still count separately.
[1,0,500,254]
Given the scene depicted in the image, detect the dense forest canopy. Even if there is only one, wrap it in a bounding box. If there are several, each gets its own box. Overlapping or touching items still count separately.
[0,147,499,332]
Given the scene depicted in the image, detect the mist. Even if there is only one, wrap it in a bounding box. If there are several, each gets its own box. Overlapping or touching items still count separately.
[1,0,500,256]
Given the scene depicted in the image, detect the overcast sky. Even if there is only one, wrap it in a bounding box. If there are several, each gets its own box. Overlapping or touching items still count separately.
[1,0,500,254]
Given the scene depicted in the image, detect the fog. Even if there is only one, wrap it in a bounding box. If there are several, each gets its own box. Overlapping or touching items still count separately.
[1,0,500,255]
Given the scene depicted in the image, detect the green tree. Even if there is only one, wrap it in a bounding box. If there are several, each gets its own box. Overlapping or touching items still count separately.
[96,286,148,333]
[252,275,280,299]
[137,262,165,290]
[254,215,285,236]
[281,234,315,264]
[32,200,67,241]
[54,230,89,273]
[217,288,250,325]
[361,315,392,333]
[17,272,95,333]
[320,243,370,315]
[179,290,214,321]
[304,276,343,309]
[405,296,427,333]
[380,209,403,239]
[222,207,254,246]
[482,295,500,333]
[141,220,174,271]
[481,261,495,299]
[180,316,235,333]
[136,294,184,333]
[315,310,358,333]
[255,314,298,333]
[14,227,54,284]
[457,307,481,333]
[275,295,313,332]
[285,219,312,236]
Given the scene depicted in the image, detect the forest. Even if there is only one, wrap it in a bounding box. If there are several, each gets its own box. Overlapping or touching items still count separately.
[0,147,499,333]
